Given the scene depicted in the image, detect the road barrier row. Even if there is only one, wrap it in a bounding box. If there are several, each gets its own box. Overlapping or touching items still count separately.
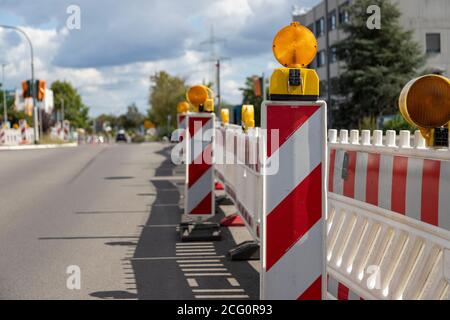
[0,128,35,146]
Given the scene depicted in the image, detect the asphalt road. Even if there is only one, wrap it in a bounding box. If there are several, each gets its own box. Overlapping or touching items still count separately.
[0,143,258,300]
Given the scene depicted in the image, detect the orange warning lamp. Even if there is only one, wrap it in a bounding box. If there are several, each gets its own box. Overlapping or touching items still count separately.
[270,22,319,100]
[177,101,189,114]
[186,85,214,113]
[399,75,450,147]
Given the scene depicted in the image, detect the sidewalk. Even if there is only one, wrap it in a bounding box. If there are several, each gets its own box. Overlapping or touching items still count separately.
[0,143,78,151]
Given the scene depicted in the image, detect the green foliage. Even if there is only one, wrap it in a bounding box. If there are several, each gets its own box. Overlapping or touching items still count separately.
[147,71,187,128]
[51,80,90,129]
[382,114,416,132]
[333,0,425,128]
[0,86,33,125]
[118,103,145,130]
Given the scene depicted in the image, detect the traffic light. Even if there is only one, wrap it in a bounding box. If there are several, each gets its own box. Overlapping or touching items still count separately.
[37,80,46,101]
[21,80,32,98]
[399,74,450,147]
[269,22,319,100]
[253,76,262,97]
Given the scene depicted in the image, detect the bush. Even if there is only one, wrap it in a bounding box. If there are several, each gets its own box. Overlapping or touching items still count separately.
[131,135,145,143]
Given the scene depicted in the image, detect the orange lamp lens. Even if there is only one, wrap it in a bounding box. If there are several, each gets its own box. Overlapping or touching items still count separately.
[187,85,209,106]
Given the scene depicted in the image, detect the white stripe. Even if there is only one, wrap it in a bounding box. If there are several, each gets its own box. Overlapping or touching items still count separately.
[227,278,240,287]
[333,149,345,195]
[176,249,216,253]
[195,295,249,299]
[264,220,323,299]
[354,152,368,202]
[438,161,450,231]
[176,252,217,256]
[327,276,339,298]
[187,278,199,287]
[348,290,361,300]
[177,260,222,263]
[129,255,224,261]
[193,289,245,293]
[406,158,423,221]
[179,264,224,267]
[185,273,232,276]
[378,154,393,210]
[266,109,323,214]
[175,246,215,249]
[187,167,214,213]
[176,242,213,246]
[190,118,213,163]
[182,268,227,272]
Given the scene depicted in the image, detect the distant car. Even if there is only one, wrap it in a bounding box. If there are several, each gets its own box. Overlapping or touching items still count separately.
[116,131,127,143]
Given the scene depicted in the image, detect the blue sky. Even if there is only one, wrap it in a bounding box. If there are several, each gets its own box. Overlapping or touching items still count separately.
[0,0,321,116]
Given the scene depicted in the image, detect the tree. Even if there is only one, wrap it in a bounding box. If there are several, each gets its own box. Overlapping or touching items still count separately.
[334,0,425,129]
[147,71,187,128]
[51,80,90,129]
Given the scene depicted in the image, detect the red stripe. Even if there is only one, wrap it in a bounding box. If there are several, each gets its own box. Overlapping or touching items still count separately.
[188,117,210,137]
[343,151,357,198]
[421,160,440,226]
[188,143,212,188]
[190,192,212,215]
[266,164,322,270]
[391,156,408,214]
[365,153,381,206]
[337,283,349,300]
[329,149,336,192]
[266,105,320,157]
[298,276,322,300]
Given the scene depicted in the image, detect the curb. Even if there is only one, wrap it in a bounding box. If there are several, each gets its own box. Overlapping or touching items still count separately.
[0,143,78,151]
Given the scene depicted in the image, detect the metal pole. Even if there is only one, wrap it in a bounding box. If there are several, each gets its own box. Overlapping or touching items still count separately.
[61,98,65,122]
[324,0,332,128]
[216,59,221,115]
[2,63,7,124]
[0,25,39,143]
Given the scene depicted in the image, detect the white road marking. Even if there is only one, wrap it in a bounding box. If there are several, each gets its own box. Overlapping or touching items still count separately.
[129,255,225,261]
[176,249,216,253]
[227,278,240,287]
[176,242,213,246]
[193,289,245,293]
[195,295,249,299]
[184,273,232,277]
[175,252,217,256]
[174,245,215,249]
[176,259,222,263]
[187,278,199,288]
[179,264,224,267]
[181,268,228,272]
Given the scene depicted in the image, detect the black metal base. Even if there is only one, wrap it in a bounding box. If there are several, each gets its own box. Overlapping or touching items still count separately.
[179,221,221,242]
[228,241,260,261]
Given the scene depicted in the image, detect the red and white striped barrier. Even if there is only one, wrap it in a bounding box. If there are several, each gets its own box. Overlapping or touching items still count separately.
[0,128,5,145]
[177,113,187,142]
[184,113,215,219]
[327,129,450,300]
[19,119,28,144]
[0,128,34,146]
[261,101,327,300]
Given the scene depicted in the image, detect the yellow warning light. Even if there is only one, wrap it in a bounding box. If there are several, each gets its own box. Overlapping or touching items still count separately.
[399,74,450,147]
[204,98,215,113]
[187,85,209,106]
[269,22,319,100]
[221,109,230,125]
[242,105,255,131]
[273,22,317,68]
[177,101,189,114]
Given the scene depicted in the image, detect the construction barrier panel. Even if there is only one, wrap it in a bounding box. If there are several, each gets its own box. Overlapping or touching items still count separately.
[0,128,34,146]
[215,123,263,241]
[184,113,215,220]
[327,129,450,300]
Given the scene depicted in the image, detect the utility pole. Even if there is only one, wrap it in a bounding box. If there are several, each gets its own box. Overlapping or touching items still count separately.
[0,25,39,142]
[1,63,7,125]
[324,0,332,128]
[61,98,65,122]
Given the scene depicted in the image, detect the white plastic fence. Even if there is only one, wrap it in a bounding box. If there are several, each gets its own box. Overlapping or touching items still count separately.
[327,129,450,300]
[215,123,263,241]
[211,126,450,300]
[0,128,35,146]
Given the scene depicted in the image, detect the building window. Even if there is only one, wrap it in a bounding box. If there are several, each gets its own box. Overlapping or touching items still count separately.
[328,10,337,31]
[329,46,337,63]
[308,23,314,34]
[426,33,441,53]
[315,17,325,37]
[339,2,350,25]
[317,50,326,67]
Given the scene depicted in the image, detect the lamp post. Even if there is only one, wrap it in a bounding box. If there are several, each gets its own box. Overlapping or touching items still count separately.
[0,25,39,143]
[1,63,7,125]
